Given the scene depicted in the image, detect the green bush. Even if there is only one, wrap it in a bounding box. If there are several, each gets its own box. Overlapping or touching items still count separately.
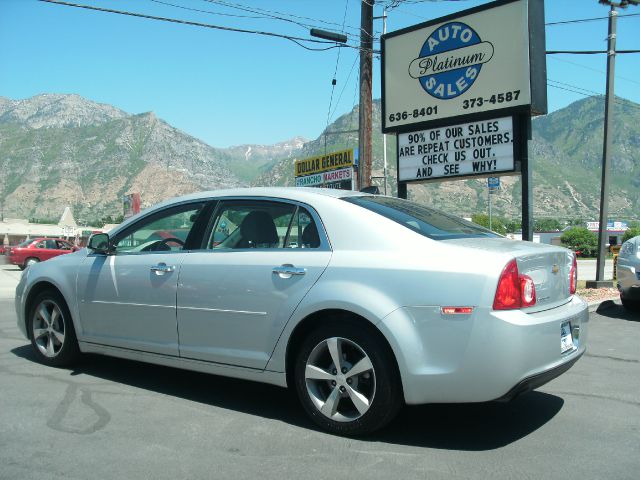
[622,227,640,243]
[471,214,507,235]
[560,227,598,257]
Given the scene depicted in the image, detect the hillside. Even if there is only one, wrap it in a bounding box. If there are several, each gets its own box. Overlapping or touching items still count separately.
[253,96,640,221]
[0,95,270,223]
[0,93,638,224]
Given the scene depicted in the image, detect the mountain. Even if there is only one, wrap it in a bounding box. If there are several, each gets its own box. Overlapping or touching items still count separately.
[0,94,246,223]
[0,93,638,225]
[253,96,640,222]
[221,136,306,183]
[0,93,127,129]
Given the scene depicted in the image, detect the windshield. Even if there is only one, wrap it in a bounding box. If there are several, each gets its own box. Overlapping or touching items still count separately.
[344,196,498,240]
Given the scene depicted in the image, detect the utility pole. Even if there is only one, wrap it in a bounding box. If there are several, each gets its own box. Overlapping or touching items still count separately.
[488,187,493,231]
[591,0,639,286]
[381,8,388,195]
[358,0,374,190]
[593,1,619,286]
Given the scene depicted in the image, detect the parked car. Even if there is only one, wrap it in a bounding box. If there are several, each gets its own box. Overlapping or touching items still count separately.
[617,235,640,311]
[6,237,79,269]
[15,188,588,435]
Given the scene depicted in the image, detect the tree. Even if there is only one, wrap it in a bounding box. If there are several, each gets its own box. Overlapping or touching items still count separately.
[505,219,521,234]
[622,227,640,243]
[534,218,562,231]
[567,218,586,227]
[560,227,598,257]
[471,214,507,235]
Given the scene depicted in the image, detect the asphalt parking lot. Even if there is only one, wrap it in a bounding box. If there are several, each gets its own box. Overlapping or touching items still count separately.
[0,261,638,480]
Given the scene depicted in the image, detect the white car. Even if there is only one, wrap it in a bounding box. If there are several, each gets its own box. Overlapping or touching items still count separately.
[15,188,588,435]
[617,235,640,311]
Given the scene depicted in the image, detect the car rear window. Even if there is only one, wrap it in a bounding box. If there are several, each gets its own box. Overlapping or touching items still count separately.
[343,196,498,240]
[18,240,32,247]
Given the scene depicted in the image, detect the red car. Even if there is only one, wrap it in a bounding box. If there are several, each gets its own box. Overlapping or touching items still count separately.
[6,238,79,269]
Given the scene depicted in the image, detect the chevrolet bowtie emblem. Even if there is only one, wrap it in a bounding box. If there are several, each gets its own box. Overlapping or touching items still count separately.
[551,265,560,274]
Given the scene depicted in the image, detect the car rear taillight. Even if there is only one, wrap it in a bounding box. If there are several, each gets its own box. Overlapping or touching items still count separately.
[569,254,577,295]
[493,259,537,310]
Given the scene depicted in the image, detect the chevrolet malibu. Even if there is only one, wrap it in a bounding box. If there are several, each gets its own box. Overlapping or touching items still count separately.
[15,188,588,435]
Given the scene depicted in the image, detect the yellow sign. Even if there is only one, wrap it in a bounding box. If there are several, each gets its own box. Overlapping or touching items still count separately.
[294,148,354,177]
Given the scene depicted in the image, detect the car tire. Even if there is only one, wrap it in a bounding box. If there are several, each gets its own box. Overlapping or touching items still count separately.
[28,290,80,367]
[620,295,640,311]
[293,320,403,436]
[24,257,40,268]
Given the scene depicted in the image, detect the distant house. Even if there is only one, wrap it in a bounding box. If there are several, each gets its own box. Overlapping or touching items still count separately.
[1,207,102,246]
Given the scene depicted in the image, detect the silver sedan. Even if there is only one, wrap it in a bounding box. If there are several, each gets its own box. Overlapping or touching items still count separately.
[15,187,588,435]
[617,235,640,311]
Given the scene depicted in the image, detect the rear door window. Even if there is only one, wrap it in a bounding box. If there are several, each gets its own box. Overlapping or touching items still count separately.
[207,201,296,249]
[344,196,498,240]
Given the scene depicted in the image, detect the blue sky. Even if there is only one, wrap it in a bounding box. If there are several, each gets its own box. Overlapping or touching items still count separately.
[1,0,639,147]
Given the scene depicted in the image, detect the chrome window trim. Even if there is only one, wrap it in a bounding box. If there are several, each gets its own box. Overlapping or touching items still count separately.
[192,196,332,253]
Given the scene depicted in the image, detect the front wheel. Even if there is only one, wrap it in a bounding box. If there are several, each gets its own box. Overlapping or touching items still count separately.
[621,295,640,311]
[28,290,80,367]
[294,321,402,436]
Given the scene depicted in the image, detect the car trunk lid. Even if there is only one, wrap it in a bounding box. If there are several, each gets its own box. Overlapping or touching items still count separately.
[443,237,574,310]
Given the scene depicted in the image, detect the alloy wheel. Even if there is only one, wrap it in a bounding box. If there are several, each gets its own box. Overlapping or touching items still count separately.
[32,300,66,358]
[304,336,376,422]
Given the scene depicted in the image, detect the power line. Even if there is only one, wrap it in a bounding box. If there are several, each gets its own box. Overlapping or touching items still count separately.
[547,79,640,112]
[330,54,359,122]
[202,0,365,38]
[547,49,640,54]
[324,0,351,154]
[39,0,361,51]
[545,11,640,26]
[549,56,640,86]
[149,0,267,20]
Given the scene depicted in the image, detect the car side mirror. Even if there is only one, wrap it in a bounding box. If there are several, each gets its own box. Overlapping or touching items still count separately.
[88,233,113,255]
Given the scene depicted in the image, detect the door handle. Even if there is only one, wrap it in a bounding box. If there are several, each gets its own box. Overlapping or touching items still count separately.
[151,263,175,275]
[273,264,306,278]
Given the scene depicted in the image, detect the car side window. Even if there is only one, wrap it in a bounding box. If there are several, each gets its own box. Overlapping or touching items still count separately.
[113,204,203,254]
[207,201,296,249]
[56,240,71,250]
[36,242,46,249]
[620,241,635,257]
[285,208,321,249]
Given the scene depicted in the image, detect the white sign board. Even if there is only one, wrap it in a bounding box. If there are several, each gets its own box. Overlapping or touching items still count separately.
[295,173,323,187]
[398,117,514,182]
[382,0,544,132]
[323,167,352,183]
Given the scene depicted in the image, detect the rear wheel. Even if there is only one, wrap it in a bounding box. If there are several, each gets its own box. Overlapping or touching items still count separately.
[24,257,40,268]
[28,290,80,367]
[294,321,402,436]
[620,295,640,311]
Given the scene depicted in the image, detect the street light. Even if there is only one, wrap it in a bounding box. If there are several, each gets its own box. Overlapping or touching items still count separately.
[309,28,348,44]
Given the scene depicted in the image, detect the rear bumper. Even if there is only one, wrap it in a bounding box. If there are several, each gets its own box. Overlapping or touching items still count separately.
[379,295,589,405]
[496,349,583,402]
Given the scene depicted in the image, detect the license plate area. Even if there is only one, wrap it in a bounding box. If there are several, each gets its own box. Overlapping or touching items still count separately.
[561,321,575,354]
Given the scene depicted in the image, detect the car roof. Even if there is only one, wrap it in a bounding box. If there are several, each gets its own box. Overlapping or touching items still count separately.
[28,237,67,242]
[110,187,371,236]
[168,187,365,203]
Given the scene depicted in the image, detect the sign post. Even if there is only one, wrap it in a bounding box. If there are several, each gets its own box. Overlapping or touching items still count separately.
[381,0,546,240]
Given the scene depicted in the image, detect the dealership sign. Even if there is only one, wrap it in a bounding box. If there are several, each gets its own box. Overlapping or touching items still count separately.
[398,117,514,181]
[381,0,546,133]
[294,149,355,190]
